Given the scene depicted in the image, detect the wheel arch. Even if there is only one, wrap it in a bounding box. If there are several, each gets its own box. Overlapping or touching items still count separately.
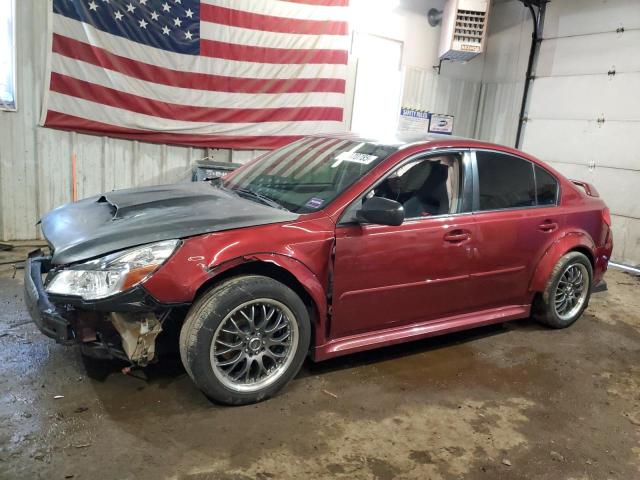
[529,231,596,293]
[566,245,595,268]
[192,254,327,346]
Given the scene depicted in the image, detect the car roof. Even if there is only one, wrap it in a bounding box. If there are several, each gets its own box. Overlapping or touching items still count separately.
[309,132,519,153]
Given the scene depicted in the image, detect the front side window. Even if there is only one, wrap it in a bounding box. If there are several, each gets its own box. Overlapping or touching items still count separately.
[476,151,536,211]
[0,0,16,111]
[341,153,464,223]
[222,137,398,213]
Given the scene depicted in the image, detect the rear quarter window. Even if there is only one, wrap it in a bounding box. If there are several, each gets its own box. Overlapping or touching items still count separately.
[534,165,559,205]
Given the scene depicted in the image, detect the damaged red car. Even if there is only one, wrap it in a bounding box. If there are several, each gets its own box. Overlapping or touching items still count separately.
[25,134,613,404]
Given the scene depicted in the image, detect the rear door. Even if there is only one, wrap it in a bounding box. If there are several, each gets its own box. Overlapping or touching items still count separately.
[330,150,478,338]
[468,150,564,309]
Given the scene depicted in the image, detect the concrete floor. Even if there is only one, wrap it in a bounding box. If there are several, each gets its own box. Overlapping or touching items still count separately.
[1,246,639,480]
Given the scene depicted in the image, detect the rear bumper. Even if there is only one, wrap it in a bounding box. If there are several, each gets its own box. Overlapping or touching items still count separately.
[24,251,74,344]
[594,233,613,285]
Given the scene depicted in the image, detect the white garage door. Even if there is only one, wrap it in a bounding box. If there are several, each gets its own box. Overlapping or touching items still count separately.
[520,0,640,266]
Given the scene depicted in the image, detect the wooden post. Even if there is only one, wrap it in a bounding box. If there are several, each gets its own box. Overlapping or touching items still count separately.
[71,152,78,202]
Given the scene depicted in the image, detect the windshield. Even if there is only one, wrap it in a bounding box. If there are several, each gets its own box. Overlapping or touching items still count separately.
[221,137,398,213]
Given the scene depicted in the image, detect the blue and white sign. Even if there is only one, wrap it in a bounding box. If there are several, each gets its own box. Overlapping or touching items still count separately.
[428,114,455,135]
[398,107,431,134]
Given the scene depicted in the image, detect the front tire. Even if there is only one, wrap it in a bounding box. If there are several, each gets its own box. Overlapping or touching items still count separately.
[179,275,311,405]
[534,251,593,328]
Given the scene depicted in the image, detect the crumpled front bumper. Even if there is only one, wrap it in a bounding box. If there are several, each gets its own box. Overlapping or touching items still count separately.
[24,250,74,344]
[23,249,184,364]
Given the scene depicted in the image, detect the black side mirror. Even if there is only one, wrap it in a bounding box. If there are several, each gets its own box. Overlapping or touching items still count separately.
[356,196,405,226]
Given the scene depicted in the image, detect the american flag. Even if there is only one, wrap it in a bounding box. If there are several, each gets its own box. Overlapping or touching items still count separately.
[43,0,349,149]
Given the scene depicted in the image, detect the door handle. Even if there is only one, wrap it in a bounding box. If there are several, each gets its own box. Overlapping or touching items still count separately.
[444,229,471,243]
[538,220,558,232]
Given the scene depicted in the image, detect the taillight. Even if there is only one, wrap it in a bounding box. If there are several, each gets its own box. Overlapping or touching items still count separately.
[602,207,611,227]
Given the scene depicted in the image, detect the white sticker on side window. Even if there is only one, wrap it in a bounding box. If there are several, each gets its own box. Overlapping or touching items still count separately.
[332,151,379,168]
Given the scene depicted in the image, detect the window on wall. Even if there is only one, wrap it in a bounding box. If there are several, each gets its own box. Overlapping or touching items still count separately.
[0,0,16,111]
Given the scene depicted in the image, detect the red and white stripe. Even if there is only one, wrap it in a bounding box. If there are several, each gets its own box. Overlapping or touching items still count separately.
[43,0,350,149]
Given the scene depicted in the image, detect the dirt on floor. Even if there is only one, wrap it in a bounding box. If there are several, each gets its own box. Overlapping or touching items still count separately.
[1,243,639,480]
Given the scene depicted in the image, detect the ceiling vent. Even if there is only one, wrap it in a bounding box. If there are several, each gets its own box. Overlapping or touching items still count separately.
[438,0,490,61]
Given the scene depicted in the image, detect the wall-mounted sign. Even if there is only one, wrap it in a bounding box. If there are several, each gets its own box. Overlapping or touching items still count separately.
[398,107,431,134]
[428,114,455,135]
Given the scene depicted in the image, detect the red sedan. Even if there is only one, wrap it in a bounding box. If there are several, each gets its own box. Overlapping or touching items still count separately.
[25,134,613,404]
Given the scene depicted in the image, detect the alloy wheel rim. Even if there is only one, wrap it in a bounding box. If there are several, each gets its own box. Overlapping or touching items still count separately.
[554,263,589,321]
[210,299,298,393]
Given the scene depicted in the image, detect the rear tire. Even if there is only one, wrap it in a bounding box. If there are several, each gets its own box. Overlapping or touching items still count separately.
[533,251,593,328]
[179,275,311,405]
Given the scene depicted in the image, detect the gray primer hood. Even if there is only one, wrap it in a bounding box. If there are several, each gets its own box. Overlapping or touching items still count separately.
[41,182,299,265]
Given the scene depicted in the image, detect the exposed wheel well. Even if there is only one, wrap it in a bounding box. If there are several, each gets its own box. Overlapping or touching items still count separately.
[568,246,595,269]
[192,260,319,342]
[532,245,596,309]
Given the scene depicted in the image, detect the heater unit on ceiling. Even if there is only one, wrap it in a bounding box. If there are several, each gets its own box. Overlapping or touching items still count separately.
[438,0,490,62]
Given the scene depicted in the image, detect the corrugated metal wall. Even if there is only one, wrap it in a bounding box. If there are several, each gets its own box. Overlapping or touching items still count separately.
[475,81,524,146]
[402,0,529,145]
[474,0,531,146]
[402,67,482,138]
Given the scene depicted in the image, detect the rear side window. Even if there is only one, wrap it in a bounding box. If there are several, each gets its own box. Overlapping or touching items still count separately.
[535,165,559,205]
[476,151,536,210]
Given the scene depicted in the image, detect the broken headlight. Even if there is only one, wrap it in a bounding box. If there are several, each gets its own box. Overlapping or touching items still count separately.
[46,240,180,300]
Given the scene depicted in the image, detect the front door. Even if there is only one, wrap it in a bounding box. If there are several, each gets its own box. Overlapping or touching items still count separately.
[330,151,477,338]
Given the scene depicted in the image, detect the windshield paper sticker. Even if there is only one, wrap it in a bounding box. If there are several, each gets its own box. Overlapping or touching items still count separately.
[332,151,378,167]
[305,197,325,209]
